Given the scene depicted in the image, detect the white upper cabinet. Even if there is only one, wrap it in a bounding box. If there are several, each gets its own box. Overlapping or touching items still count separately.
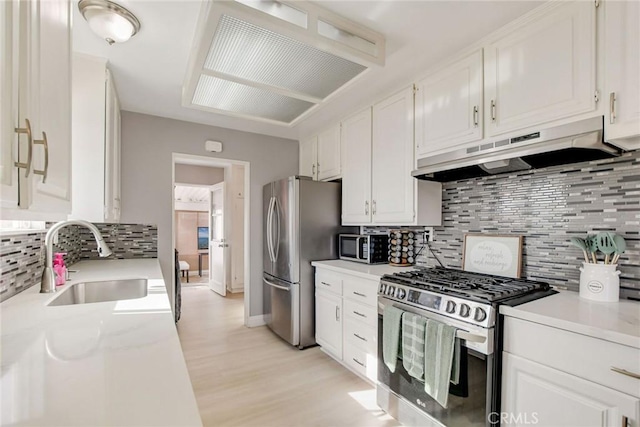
[341,108,372,225]
[317,124,341,181]
[484,1,596,137]
[71,55,121,223]
[416,49,484,158]
[1,0,72,220]
[604,0,640,150]
[372,87,417,224]
[299,136,317,180]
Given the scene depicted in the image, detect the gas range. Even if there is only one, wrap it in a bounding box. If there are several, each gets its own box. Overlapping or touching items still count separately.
[379,267,552,328]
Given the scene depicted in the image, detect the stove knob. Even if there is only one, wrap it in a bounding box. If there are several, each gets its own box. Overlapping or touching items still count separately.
[395,288,406,300]
[459,303,471,318]
[445,300,457,314]
[379,283,387,294]
[387,286,396,296]
[474,307,487,322]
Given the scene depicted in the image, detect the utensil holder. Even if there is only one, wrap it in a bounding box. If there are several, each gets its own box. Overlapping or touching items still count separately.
[579,262,620,302]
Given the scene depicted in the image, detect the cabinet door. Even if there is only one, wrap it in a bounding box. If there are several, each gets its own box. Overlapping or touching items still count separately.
[299,136,317,180]
[416,49,483,158]
[28,0,72,216]
[0,0,19,210]
[317,124,341,181]
[315,290,342,359]
[604,0,640,149]
[484,1,596,137]
[502,353,640,427]
[372,87,415,225]
[341,108,372,225]
[104,70,121,223]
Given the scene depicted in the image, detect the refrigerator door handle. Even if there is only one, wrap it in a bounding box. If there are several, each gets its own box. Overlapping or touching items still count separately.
[267,196,276,262]
[263,277,290,292]
[273,197,281,261]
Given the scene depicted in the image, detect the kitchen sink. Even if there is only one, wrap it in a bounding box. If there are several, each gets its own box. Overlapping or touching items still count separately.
[47,279,148,306]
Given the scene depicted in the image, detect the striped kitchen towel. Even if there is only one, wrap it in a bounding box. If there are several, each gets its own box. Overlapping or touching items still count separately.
[402,312,427,380]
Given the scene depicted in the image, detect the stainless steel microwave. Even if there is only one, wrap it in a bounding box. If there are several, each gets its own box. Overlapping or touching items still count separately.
[339,234,388,264]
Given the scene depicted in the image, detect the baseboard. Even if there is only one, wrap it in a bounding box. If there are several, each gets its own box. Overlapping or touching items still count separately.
[227,286,244,294]
[247,315,266,327]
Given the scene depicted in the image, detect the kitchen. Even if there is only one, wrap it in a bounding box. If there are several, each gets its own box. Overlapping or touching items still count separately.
[3,2,639,425]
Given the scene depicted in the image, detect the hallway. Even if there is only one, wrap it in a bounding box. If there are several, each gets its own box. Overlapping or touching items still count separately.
[176,285,399,427]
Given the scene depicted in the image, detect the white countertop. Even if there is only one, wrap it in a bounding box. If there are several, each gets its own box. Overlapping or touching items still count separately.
[311,259,415,280]
[500,291,640,349]
[1,259,202,426]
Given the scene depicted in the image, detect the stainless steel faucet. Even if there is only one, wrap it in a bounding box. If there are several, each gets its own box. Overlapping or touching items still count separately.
[41,220,113,293]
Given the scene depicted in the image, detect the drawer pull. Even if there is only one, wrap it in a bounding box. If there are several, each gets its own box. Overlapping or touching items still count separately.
[353,311,366,318]
[354,333,367,342]
[353,291,366,298]
[352,357,365,367]
[611,367,640,380]
[321,281,332,287]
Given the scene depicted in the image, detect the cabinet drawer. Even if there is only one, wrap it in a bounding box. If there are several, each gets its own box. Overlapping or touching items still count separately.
[315,269,342,295]
[343,275,378,306]
[504,317,640,398]
[344,299,377,326]
[344,341,377,383]
[344,316,377,354]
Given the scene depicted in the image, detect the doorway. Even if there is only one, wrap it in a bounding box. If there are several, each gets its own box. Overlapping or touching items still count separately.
[172,154,250,326]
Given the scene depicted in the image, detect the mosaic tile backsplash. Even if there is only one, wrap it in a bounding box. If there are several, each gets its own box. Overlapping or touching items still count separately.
[366,151,640,300]
[0,223,157,302]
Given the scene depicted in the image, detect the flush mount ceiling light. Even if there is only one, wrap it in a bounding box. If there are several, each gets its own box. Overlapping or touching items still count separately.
[78,0,141,45]
[183,0,385,126]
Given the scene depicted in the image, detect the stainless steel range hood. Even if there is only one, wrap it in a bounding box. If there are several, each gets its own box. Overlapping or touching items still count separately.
[412,117,621,182]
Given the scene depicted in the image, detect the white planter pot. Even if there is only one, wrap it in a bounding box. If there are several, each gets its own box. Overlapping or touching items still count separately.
[579,262,621,302]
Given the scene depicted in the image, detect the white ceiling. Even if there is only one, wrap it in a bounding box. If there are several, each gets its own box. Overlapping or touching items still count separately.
[174,185,209,202]
[72,0,544,141]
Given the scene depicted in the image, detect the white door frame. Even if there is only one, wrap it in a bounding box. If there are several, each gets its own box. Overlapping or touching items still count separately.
[171,153,251,327]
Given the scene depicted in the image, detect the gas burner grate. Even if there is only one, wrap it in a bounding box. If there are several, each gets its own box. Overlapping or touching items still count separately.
[384,267,549,303]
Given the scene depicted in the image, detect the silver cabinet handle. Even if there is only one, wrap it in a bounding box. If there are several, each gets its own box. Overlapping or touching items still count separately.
[335,306,340,321]
[365,200,369,215]
[352,358,365,367]
[33,131,49,183]
[490,100,496,122]
[611,366,640,380]
[312,163,316,175]
[473,105,479,127]
[353,311,366,318]
[610,92,616,124]
[353,291,366,298]
[372,200,377,215]
[354,333,367,342]
[320,281,332,287]
[14,118,33,176]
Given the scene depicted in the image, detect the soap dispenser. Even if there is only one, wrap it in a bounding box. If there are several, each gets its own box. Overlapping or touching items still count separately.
[53,253,67,286]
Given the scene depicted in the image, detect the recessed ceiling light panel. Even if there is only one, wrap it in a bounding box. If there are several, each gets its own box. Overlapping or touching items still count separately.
[183,0,385,126]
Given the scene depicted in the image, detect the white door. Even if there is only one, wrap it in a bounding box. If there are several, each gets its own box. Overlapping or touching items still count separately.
[209,182,226,296]
[484,1,596,137]
[372,86,415,225]
[315,290,343,359]
[502,352,640,427]
[604,0,640,149]
[299,136,317,180]
[317,124,341,181]
[341,108,372,225]
[415,49,483,158]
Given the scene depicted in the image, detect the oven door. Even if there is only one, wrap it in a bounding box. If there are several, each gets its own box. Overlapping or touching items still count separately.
[377,296,495,427]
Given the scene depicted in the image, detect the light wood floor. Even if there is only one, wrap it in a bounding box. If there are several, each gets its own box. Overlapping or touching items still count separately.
[177,285,400,427]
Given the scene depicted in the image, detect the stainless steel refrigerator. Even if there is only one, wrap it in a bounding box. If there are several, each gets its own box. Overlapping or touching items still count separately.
[263,176,352,348]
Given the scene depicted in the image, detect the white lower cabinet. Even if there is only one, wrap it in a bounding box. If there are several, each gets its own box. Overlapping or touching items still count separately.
[502,316,640,427]
[315,266,378,383]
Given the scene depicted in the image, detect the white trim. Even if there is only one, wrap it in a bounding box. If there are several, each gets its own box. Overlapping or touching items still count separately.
[247,315,266,328]
[171,153,252,328]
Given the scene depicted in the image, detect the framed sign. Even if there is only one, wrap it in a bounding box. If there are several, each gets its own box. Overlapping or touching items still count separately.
[462,234,523,278]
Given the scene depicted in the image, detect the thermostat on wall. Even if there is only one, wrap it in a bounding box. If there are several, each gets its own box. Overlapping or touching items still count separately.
[205,140,223,152]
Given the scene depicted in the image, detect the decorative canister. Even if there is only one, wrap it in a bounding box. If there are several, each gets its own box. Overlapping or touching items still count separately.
[388,229,415,266]
[579,262,621,302]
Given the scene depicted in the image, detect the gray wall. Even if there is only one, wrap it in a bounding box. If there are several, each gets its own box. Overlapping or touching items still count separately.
[120,112,298,316]
[174,164,224,185]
